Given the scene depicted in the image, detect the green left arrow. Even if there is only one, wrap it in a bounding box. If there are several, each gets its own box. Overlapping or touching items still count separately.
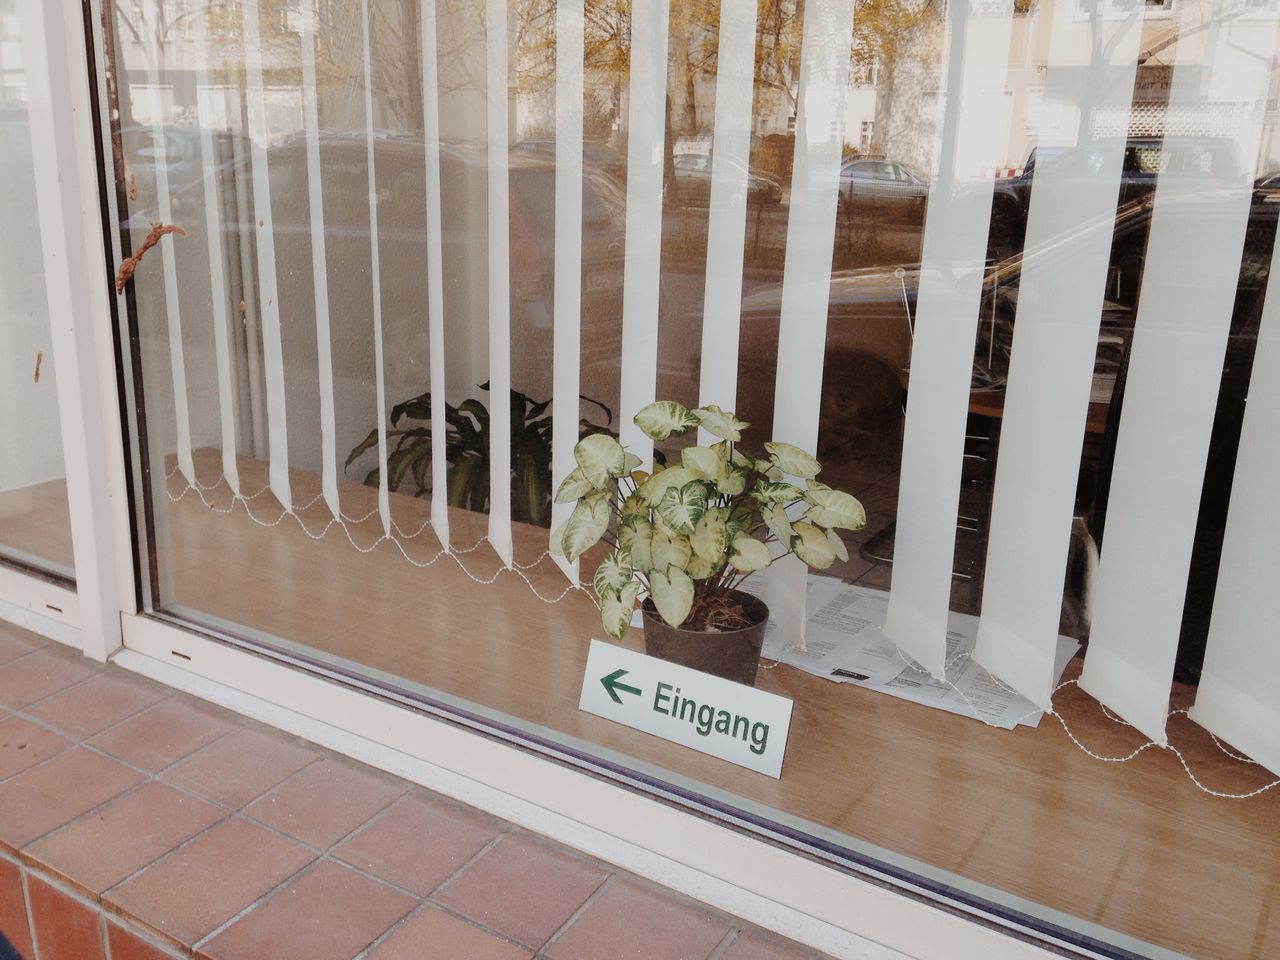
[601,668,642,705]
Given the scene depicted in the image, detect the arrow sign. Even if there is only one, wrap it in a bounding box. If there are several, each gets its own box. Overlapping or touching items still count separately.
[579,639,794,778]
[600,668,642,704]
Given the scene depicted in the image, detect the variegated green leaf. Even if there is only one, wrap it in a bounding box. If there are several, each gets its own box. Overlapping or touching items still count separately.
[715,463,748,496]
[765,441,821,479]
[649,565,694,627]
[681,445,723,481]
[555,466,597,504]
[619,493,648,520]
[593,549,634,596]
[828,527,849,562]
[623,452,642,473]
[804,487,866,531]
[619,518,654,571]
[726,507,752,543]
[656,481,708,535]
[791,520,836,569]
[752,479,804,504]
[637,466,700,505]
[549,518,569,557]
[761,504,793,544]
[600,581,642,640]
[686,552,725,580]
[652,530,692,570]
[728,535,772,573]
[692,405,749,441]
[562,495,612,562]
[633,400,699,441]
[689,511,727,562]
[574,433,627,487]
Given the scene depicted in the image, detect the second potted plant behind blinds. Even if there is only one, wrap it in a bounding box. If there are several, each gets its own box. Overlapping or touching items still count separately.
[552,400,866,686]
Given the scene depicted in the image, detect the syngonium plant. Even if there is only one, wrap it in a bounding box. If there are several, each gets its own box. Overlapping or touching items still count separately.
[551,400,867,640]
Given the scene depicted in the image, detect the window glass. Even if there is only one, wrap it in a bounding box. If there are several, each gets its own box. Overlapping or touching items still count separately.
[0,0,75,583]
[100,1,1280,956]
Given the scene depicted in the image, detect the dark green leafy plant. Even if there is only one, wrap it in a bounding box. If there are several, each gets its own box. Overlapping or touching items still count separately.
[345,383,613,528]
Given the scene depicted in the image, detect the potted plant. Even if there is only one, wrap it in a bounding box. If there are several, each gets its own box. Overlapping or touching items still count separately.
[552,400,866,686]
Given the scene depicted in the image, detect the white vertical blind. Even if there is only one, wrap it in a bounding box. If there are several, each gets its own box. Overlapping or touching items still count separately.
[1189,234,1280,777]
[551,0,584,582]
[146,0,194,487]
[697,0,757,431]
[487,0,514,566]
[421,0,451,548]
[360,0,391,537]
[755,0,854,648]
[973,0,1142,707]
[1079,6,1279,743]
[299,0,338,519]
[193,9,240,498]
[242,0,291,510]
[616,0,670,465]
[883,0,1014,678]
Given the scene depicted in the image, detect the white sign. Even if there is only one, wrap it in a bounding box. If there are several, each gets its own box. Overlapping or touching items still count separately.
[578,639,794,778]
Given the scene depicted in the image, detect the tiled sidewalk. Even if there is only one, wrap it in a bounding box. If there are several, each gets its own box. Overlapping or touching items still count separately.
[0,620,835,960]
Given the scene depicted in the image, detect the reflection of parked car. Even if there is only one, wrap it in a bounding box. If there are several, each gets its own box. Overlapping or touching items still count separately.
[669,154,783,207]
[838,158,928,216]
[511,138,628,187]
[989,137,1246,248]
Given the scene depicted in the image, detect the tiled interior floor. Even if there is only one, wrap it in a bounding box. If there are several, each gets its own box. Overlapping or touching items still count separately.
[0,620,835,960]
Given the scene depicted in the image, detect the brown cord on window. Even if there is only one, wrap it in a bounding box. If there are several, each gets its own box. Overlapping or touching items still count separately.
[114,222,186,295]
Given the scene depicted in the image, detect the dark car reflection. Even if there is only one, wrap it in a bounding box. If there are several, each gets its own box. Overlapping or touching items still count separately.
[669,153,784,208]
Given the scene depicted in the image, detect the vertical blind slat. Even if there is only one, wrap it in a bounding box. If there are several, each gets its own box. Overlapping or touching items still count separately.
[882,0,1014,677]
[242,0,292,510]
[551,0,585,581]
[193,10,241,497]
[421,0,451,548]
[755,0,855,649]
[147,0,194,487]
[1189,232,1280,778]
[487,0,514,566]
[300,1,338,518]
[697,0,758,432]
[360,0,391,537]
[972,0,1142,706]
[616,0,671,465]
[1079,6,1279,743]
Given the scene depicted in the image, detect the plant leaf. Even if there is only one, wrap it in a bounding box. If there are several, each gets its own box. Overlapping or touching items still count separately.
[791,521,836,569]
[574,433,627,487]
[687,552,725,580]
[594,549,635,596]
[761,503,793,545]
[554,466,597,504]
[562,495,612,562]
[804,488,867,531]
[619,518,654,571]
[549,518,569,557]
[828,527,849,562]
[728,535,772,572]
[689,511,727,563]
[655,481,708,535]
[619,493,648,520]
[649,565,694,628]
[651,529,692,570]
[764,441,822,479]
[680,445,722,482]
[633,400,699,441]
[692,404,749,441]
[637,466,700,505]
[752,479,804,504]
[600,581,641,640]
[715,463,748,497]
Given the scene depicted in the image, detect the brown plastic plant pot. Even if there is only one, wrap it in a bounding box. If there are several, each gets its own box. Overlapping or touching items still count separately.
[640,590,770,687]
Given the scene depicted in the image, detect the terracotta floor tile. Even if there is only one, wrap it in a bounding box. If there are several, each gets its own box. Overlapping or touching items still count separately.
[106,922,183,960]
[26,781,225,896]
[720,933,826,960]
[26,671,170,740]
[434,834,608,949]
[0,648,100,710]
[0,747,144,850]
[546,880,730,960]
[162,726,316,809]
[89,698,237,772]
[0,857,34,959]
[334,795,500,896]
[106,817,314,949]
[365,906,532,960]
[0,628,38,667]
[0,714,70,781]
[196,860,415,960]
[244,759,404,849]
[26,874,105,960]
